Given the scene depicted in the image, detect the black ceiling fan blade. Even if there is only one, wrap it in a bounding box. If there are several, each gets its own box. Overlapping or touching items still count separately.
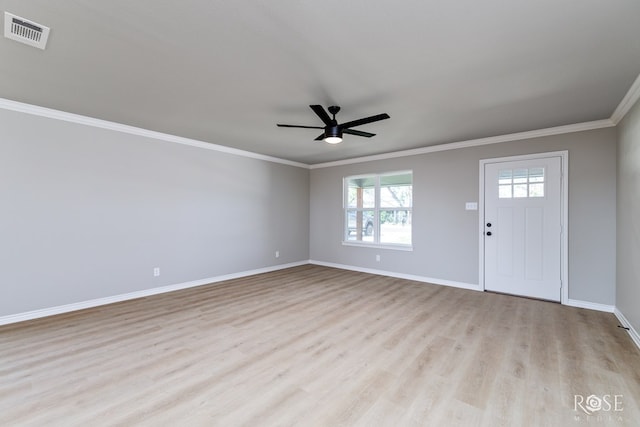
[314,133,325,141]
[309,105,333,126]
[343,129,375,138]
[277,124,324,129]
[340,113,390,129]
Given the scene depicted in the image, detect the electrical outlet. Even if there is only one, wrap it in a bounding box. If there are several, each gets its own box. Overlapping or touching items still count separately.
[153,267,160,277]
[376,254,381,262]
[275,250,280,258]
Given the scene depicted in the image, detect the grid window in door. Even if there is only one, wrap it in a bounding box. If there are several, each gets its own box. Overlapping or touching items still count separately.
[498,167,545,199]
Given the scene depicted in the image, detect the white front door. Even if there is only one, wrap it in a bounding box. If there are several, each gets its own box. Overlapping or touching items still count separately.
[483,156,562,301]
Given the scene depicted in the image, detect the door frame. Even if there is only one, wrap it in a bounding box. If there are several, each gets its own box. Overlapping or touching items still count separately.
[478,151,569,304]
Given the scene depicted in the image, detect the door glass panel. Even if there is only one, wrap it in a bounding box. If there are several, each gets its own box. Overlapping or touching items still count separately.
[498,169,512,185]
[529,183,544,197]
[498,167,546,198]
[513,169,528,184]
[513,184,528,198]
[499,185,512,198]
[529,167,544,182]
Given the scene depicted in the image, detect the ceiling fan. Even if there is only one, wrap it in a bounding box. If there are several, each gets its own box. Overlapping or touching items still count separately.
[277,105,390,144]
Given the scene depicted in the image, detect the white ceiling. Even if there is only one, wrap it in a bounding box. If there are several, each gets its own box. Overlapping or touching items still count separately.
[1,0,639,164]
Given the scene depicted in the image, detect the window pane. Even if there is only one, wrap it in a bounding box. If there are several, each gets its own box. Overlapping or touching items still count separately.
[346,176,376,208]
[380,173,412,208]
[498,169,512,185]
[380,185,412,208]
[513,168,528,184]
[345,210,375,242]
[499,185,512,198]
[529,167,544,183]
[347,186,358,208]
[362,187,375,207]
[380,210,412,245]
[380,172,412,187]
[513,183,528,198]
[529,183,544,197]
[344,171,412,247]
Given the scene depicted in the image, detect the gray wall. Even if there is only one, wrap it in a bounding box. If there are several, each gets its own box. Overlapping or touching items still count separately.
[310,128,617,305]
[0,108,309,317]
[0,104,622,317]
[617,97,640,332]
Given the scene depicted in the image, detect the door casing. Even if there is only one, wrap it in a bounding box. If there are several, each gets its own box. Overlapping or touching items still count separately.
[478,151,569,304]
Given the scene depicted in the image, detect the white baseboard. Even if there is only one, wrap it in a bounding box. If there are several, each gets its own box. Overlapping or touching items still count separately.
[309,260,481,291]
[565,298,615,313]
[0,261,308,326]
[614,308,640,351]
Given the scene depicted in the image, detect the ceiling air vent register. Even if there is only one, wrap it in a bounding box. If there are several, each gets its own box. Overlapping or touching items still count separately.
[4,12,50,49]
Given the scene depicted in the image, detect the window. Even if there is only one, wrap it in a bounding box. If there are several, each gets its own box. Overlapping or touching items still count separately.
[498,167,545,199]
[344,171,412,248]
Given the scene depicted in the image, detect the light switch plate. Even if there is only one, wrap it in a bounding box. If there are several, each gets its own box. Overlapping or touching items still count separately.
[465,202,478,210]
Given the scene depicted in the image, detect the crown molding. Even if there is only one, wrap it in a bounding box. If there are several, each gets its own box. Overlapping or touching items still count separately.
[309,119,614,169]
[611,72,640,124]
[0,97,309,169]
[310,71,640,168]
[6,69,640,171]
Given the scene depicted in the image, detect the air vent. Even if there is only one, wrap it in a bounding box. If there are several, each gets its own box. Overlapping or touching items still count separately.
[4,12,50,49]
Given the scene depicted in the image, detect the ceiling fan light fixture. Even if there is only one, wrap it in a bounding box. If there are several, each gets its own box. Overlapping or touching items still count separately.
[277,104,389,144]
[324,127,342,144]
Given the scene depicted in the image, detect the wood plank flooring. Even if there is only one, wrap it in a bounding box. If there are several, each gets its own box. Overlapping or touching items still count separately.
[1,265,639,426]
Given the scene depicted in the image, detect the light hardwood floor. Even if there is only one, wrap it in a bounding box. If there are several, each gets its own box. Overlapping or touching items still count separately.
[1,265,639,426]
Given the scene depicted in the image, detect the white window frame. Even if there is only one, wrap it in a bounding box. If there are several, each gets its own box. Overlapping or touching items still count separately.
[342,170,413,251]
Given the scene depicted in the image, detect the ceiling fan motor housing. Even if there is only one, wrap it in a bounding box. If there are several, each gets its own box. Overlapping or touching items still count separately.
[325,126,342,138]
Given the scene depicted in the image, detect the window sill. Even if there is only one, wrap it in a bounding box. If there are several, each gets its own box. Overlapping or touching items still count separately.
[342,241,413,251]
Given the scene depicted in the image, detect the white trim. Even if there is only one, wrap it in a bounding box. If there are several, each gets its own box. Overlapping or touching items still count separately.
[565,299,615,313]
[611,72,640,124]
[309,260,481,292]
[3,70,638,171]
[614,308,640,351]
[0,261,308,326]
[310,70,640,169]
[310,120,613,169]
[560,153,569,305]
[2,95,628,170]
[0,97,308,169]
[478,151,569,304]
[478,163,486,298]
[342,170,413,249]
[341,242,413,251]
